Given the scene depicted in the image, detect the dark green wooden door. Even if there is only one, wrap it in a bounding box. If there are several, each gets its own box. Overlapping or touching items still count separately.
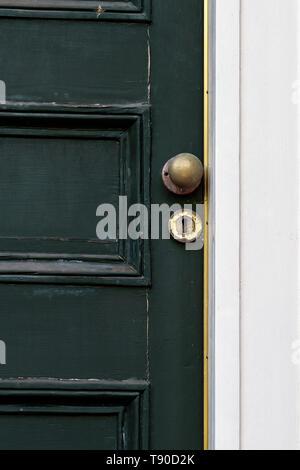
[0,0,204,450]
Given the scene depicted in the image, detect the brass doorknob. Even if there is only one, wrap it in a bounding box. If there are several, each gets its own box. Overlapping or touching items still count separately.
[162,153,203,195]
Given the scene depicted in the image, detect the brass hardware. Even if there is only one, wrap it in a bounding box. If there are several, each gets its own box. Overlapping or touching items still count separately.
[162,153,204,195]
[169,209,203,243]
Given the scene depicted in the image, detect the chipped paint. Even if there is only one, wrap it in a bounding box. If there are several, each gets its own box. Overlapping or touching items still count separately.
[1,100,149,109]
[0,340,6,365]
[96,4,104,18]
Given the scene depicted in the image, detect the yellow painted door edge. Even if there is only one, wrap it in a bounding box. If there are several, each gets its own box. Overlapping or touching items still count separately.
[203,0,210,451]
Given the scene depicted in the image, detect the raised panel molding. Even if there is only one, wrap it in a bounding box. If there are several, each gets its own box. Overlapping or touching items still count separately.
[0,0,151,21]
[0,379,149,450]
[0,105,151,286]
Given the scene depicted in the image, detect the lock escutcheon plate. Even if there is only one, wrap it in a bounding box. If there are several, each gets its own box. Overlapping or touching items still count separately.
[169,209,203,243]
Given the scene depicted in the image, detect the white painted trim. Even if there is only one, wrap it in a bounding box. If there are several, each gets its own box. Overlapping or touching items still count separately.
[239,0,300,450]
[209,0,241,450]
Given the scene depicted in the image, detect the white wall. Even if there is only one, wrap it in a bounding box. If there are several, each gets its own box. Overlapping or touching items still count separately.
[240,0,300,450]
[213,0,300,450]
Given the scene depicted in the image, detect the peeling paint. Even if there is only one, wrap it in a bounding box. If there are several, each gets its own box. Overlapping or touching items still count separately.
[96,4,104,18]
[1,100,149,109]
[0,340,6,365]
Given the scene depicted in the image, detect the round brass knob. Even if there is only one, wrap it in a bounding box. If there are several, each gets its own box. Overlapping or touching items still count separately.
[162,153,203,195]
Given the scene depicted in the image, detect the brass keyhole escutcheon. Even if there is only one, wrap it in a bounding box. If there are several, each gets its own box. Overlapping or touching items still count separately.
[162,153,203,195]
[169,210,203,244]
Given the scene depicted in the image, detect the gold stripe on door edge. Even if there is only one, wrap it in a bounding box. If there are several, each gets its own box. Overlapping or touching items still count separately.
[203,0,209,451]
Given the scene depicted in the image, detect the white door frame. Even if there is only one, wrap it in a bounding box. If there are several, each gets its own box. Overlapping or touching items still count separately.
[208,0,241,450]
[209,0,300,450]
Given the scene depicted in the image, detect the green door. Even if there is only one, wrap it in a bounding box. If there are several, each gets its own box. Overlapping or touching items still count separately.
[0,0,204,450]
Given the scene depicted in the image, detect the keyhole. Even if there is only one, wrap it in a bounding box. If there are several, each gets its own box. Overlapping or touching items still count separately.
[181,216,194,236]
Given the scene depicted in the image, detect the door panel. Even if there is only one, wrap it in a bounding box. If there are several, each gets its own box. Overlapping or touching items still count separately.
[0,20,149,104]
[0,108,150,284]
[0,381,149,450]
[0,0,204,450]
[0,285,147,379]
